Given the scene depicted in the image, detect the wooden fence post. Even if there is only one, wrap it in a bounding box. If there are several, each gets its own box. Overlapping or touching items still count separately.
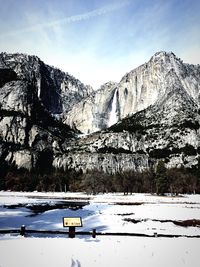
[92,229,96,238]
[69,226,76,238]
[20,225,26,236]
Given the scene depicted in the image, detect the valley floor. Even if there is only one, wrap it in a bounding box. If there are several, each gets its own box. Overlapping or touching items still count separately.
[0,191,200,266]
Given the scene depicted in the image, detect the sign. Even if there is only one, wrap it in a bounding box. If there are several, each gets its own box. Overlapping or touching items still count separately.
[63,217,82,227]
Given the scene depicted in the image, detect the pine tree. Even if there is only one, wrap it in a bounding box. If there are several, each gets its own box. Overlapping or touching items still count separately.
[156,161,168,195]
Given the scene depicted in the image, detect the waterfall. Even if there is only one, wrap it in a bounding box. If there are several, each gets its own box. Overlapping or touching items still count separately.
[108,89,118,127]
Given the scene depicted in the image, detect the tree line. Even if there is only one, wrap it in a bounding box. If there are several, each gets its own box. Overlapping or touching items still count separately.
[0,160,200,195]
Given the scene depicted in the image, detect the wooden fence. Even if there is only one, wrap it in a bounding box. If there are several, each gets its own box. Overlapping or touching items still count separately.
[0,226,200,238]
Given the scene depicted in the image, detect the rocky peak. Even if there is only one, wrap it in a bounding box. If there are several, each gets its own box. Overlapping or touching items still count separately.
[0,52,40,80]
[150,51,176,61]
[0,52,93,170]
[99,81,117,91]
[65,51,199,134]
[0,51,199,173]
[0,52,93,115]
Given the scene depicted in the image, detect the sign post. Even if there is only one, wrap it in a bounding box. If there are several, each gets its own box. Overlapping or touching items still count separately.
[63,217,82,238]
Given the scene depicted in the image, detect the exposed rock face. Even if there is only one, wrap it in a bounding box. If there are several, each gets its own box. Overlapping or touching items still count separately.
[53,152,149,174]
[117,52,200,118]
[0,52,92,170]
[64,81,117,133]
[57,52,200,172]
[0,52,93,115]
[0,51,199,173]
[66,51,200,134]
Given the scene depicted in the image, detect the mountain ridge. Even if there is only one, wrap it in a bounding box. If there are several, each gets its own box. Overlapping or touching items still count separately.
[64,51,200,134]
[0,51,199,174]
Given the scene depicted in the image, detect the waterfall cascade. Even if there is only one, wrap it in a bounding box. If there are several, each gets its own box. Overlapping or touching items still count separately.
[108,89,118,127]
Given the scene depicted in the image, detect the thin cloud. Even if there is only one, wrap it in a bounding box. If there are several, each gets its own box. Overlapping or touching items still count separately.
[1,1,130,38]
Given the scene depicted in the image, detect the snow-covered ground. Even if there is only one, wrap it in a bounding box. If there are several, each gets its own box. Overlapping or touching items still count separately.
[0,192,200,266]
[0,191,200,235]
[0,235,200,267]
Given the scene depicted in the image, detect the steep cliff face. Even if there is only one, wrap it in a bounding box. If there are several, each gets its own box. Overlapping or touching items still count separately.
[0,52,92,170]
[66,51,200,133]
[117,51,200,118]
[53,52,200,172]
[0,79,75,170]
[64,81,117,133]
[56,73,199,173]
[0,53,93,115]
[0,51,199,173]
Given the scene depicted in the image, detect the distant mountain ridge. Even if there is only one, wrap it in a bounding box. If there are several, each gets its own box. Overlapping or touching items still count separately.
[0,51,199,173]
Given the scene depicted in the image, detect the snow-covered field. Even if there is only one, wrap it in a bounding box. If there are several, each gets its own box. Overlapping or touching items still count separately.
[0,191,200,266]
[0,235,199,267]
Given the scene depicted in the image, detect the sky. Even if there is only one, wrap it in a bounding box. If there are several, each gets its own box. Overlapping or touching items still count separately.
[0,0,199,89]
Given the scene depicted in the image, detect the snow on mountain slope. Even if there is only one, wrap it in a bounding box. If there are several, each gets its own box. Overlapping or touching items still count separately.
[0,51,199,171]
[65,51,200,134]
[0,52,93,115]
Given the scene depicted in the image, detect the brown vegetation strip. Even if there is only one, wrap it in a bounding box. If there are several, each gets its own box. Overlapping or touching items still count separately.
[124,218,200,227]
[28,196,91,201]
[113,202,144,205]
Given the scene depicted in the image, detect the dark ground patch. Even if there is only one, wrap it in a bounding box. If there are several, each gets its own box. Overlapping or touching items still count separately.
[113,202,144,206]
[124,218,200,227]
[2,201,89,216]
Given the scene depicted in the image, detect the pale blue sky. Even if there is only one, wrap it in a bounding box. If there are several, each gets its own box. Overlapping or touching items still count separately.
[0,0,199,88]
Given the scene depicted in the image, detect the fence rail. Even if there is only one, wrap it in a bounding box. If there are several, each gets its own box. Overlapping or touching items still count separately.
[0,227,200,238]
